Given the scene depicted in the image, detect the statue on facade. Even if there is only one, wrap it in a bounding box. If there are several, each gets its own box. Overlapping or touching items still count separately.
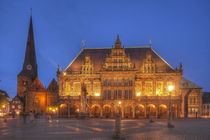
[78,82,89,119]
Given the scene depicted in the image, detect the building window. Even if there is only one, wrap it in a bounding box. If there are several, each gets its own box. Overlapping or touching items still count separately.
[145,82,153,96]
[118,90,122,99]
[129,80,133,86]
[125,90,128,99]
[129,90,133,99]
[103,80,108,86]
[114,90,117,99]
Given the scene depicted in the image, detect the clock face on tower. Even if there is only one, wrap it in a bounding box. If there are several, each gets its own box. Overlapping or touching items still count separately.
[27,64,32,70]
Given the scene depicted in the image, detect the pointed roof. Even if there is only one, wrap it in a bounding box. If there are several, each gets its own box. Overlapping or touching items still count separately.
[47,78,58,92]
[29,77,45,91]
[180,77,202,89]
[115,34,121,49]
[65,47,175,74]
[18,15,38,81]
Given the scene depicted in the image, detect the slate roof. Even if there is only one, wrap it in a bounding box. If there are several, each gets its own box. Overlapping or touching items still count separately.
[65,47,175,74]
[202,92,210,104]
[18,16,37,81]
[180,77,202,89]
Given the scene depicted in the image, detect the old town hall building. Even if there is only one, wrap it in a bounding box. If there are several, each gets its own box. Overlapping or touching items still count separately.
[17,16,202,119]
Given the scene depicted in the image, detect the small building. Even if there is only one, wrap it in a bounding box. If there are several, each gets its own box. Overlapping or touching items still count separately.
[202,92,210,117]
[0,90,10,116]
[10,96,23,115]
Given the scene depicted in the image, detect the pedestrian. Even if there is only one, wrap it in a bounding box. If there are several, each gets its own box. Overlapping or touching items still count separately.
[29,111,34,122]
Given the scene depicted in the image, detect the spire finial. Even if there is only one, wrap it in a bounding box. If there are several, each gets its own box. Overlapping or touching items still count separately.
[115,33,121,48]
[149,36,152,48]
[30,8,32,17]
[82,40,85,49]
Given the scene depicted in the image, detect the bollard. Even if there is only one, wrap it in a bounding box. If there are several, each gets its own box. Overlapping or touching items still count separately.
[149,114,154,123]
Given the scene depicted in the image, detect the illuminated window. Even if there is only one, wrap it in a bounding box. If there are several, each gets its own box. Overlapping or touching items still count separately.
[156,81,163,96]
[145,82,153,96]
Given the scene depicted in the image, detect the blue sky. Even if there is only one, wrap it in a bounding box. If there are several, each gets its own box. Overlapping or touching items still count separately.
[0,0,210,98]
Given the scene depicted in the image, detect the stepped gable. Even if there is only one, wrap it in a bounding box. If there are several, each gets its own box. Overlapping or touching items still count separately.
[65,47,175,74]
[29,77,45,91]
[47,78,58,92]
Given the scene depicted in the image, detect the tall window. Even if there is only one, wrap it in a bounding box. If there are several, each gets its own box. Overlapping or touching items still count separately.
[129,80,133,86]
[125,90,129,99]
[103,90,111,100]
[103,79,108,86]
[156,81,163,96]
[129,90,133,99]
[114,90,117,99]
[118,90,122,99]
[145,82,153,96]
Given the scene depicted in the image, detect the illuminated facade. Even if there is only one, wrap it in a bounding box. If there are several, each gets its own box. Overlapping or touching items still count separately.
[57,35,202,118]
[17,16,59,114]
[17,16,202,118]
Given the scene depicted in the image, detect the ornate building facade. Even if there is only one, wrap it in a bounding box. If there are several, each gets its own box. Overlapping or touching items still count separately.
[17,16,202,118]
[57,35,202,119]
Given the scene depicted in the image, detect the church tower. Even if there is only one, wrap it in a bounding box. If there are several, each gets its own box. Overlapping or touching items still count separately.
[17,15,38,98]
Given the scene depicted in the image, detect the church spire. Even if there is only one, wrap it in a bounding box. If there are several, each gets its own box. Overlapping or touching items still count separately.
[19,14,38,81]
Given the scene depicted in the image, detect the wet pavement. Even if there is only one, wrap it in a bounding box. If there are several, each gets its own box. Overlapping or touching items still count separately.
[0,117,210,140]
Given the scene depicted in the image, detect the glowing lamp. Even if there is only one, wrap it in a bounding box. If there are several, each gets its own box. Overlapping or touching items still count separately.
[136,92,141,96]
[118,101,121,105]
[156,90,159,95]
[94,93,100,96]
[16,111,20,115]
[168,85,174,92]
[2,105,6,108]
[52,109,56,112]
[49,107,52,110]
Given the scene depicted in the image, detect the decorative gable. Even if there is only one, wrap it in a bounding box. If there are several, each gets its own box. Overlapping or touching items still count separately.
[142,50,156,73]
[29,77,45,91]
[81,54,94,74]
[47,78,58,92]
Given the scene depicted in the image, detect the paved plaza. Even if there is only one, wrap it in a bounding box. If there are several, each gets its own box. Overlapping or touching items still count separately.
[0,117,210,140]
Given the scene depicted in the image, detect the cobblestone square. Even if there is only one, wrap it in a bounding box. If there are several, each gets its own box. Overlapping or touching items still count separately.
[0,117,210,140]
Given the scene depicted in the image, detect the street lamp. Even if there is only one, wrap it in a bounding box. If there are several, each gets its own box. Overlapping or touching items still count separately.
[168,85,175,128]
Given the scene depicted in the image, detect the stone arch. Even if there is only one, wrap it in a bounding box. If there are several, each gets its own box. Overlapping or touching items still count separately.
[124,105,133,118]
[91,104,101,118]
[103,104,112,118]
[70,104,79,117]
[158,104,168,119]
[135,104,145,119]
[146,104,156,118]
[59,104,68,117]
[113,105,122,117]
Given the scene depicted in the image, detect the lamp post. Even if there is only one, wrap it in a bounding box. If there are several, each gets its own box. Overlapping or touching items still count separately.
[168,85,175,128]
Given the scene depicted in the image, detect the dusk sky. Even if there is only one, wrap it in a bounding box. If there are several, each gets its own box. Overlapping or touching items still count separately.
[0,0,209,98]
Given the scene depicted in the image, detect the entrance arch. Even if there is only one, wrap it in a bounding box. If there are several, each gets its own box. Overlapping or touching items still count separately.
[135,104,145,119]
[146,104,156,118]
[59,104,68,117]
[124,105,133,118]
[113,105,122,117]
[70,104,79,117]
[91,104,101,118]
[158,104,168,119]
[103,104,112,118]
